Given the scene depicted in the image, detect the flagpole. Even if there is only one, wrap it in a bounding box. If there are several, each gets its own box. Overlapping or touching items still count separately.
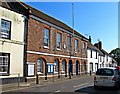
[72,3,74,37]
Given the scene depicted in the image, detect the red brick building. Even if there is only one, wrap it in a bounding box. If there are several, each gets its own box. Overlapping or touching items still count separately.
[23,3,88,80]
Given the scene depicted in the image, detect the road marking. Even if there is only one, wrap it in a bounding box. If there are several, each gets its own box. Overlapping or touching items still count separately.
[74,84,94,91]
[55,90,61,92]
[2,84,42,92]
[73,83,88,88]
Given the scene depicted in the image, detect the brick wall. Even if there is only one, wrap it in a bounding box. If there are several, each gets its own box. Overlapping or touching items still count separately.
[26,17,88,77]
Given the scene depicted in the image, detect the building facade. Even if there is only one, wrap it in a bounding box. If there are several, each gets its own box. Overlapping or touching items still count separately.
[87,36,103,73]
[94,41,115,68]
[0,2,27,83]
[23,3,88,80]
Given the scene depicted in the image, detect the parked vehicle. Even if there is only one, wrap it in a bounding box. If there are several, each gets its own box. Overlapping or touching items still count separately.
[94,67,120,89]
[115,66,120,72]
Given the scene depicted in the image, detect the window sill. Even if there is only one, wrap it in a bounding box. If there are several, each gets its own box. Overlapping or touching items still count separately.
[44,46,49,49]
[54,72,58,74]
[37,72,43,74]
[0,38,24,45]
[1,37,10,40]
[56,48,62,51]
[75,52,78,54]
[61,71,65,73]
[0,73,10,76]
[67,50,70,53]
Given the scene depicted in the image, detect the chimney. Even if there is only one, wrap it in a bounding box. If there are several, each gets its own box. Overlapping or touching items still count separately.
[89,36,91,43]
[98,41,102,50]
[94,43,98,48]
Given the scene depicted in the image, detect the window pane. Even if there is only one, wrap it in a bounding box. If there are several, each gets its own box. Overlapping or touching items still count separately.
[75,39,78,52]
[1,19,11,39]
[44,28,50,47]
[57,33,61,49]
[62,60,66,71]
[37,58,43,73]
[67,36,71,51]
[0,53,9,73]
[54,60,59,72]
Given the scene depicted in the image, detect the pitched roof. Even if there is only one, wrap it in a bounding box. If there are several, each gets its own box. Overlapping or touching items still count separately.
[0,0,29,17]
[21,2,88,41]
[100,49,112,57]
[87,42,103,55]
[0,0,88,41]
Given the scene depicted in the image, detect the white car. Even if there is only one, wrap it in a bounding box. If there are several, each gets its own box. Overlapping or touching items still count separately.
[94,67,120,89]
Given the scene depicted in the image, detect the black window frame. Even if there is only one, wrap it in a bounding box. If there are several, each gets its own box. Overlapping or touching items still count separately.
[1,19,11,39]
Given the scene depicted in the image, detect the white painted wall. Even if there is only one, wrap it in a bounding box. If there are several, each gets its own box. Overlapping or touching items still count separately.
[87,49,99,73]
[0,6,25,78]
[98,55,104,68]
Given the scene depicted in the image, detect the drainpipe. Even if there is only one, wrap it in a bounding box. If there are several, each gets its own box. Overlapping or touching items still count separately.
[23,13,29,82]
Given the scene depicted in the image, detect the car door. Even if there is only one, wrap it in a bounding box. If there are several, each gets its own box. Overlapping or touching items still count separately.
[115,69,120,83]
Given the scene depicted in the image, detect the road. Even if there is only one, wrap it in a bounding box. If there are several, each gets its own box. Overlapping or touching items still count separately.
[4,75,120,94]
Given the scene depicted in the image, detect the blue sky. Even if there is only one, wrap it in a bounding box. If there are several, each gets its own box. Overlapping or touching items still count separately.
[24,2,118,53]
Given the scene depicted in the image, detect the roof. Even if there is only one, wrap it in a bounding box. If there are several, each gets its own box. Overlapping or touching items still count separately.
[0,0,29,17]
[21,2,88,41]
[100,49,112,57]
[87,42,103,55]
[1,1,88,41]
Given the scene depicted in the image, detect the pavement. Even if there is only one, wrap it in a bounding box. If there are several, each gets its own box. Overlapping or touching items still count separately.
[1,74,91,93]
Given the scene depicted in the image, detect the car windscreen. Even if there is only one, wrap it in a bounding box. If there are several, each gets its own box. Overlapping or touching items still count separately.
[96,69,114,76]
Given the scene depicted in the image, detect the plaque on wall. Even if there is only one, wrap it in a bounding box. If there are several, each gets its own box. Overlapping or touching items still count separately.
[28,63,35,76]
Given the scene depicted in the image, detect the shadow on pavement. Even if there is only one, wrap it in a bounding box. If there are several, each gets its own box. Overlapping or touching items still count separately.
[74,86,120,94]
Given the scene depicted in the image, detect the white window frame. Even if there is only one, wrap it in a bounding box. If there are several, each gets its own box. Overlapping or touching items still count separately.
[75,39,78,52]
[62,60,66,73]
[57,33,62,49]
[67,36,71,52]
[54,60,59,73]
[0,53,9,74]
[37,58,43,74]
[44,28,50,47]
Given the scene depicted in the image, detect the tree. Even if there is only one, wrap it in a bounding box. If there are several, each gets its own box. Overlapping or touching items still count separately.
[109,48,120,65]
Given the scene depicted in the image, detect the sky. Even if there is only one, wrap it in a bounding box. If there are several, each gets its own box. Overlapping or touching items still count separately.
[24,2,118,53]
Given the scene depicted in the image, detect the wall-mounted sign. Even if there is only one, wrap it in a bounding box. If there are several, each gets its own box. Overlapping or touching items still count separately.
[28,63,35,76]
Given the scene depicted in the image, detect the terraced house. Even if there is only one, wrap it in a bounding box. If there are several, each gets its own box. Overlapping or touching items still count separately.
[87,36,103,74]
[22,3,88,80]
[0,1,28,84]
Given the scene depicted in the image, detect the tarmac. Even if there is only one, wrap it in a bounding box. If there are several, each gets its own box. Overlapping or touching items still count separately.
[1,74,90,93]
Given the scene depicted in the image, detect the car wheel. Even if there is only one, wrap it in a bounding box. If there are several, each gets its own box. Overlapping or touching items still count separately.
[94,86,99,89]
[115,83,119,90]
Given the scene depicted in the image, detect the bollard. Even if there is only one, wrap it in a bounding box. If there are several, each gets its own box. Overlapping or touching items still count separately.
[69,72,71,79]
[58,72,60,78]
[90,70,92,76]
[18,74,20,87]
[45,75,47,80]
[61,71,62,80]
[52,72,54,82]
[36,74,39,84]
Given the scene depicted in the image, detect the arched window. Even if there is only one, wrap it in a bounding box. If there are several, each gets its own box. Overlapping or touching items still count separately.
[37,58,43,74]
[62,60,66,72]
[54,59,59,73]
